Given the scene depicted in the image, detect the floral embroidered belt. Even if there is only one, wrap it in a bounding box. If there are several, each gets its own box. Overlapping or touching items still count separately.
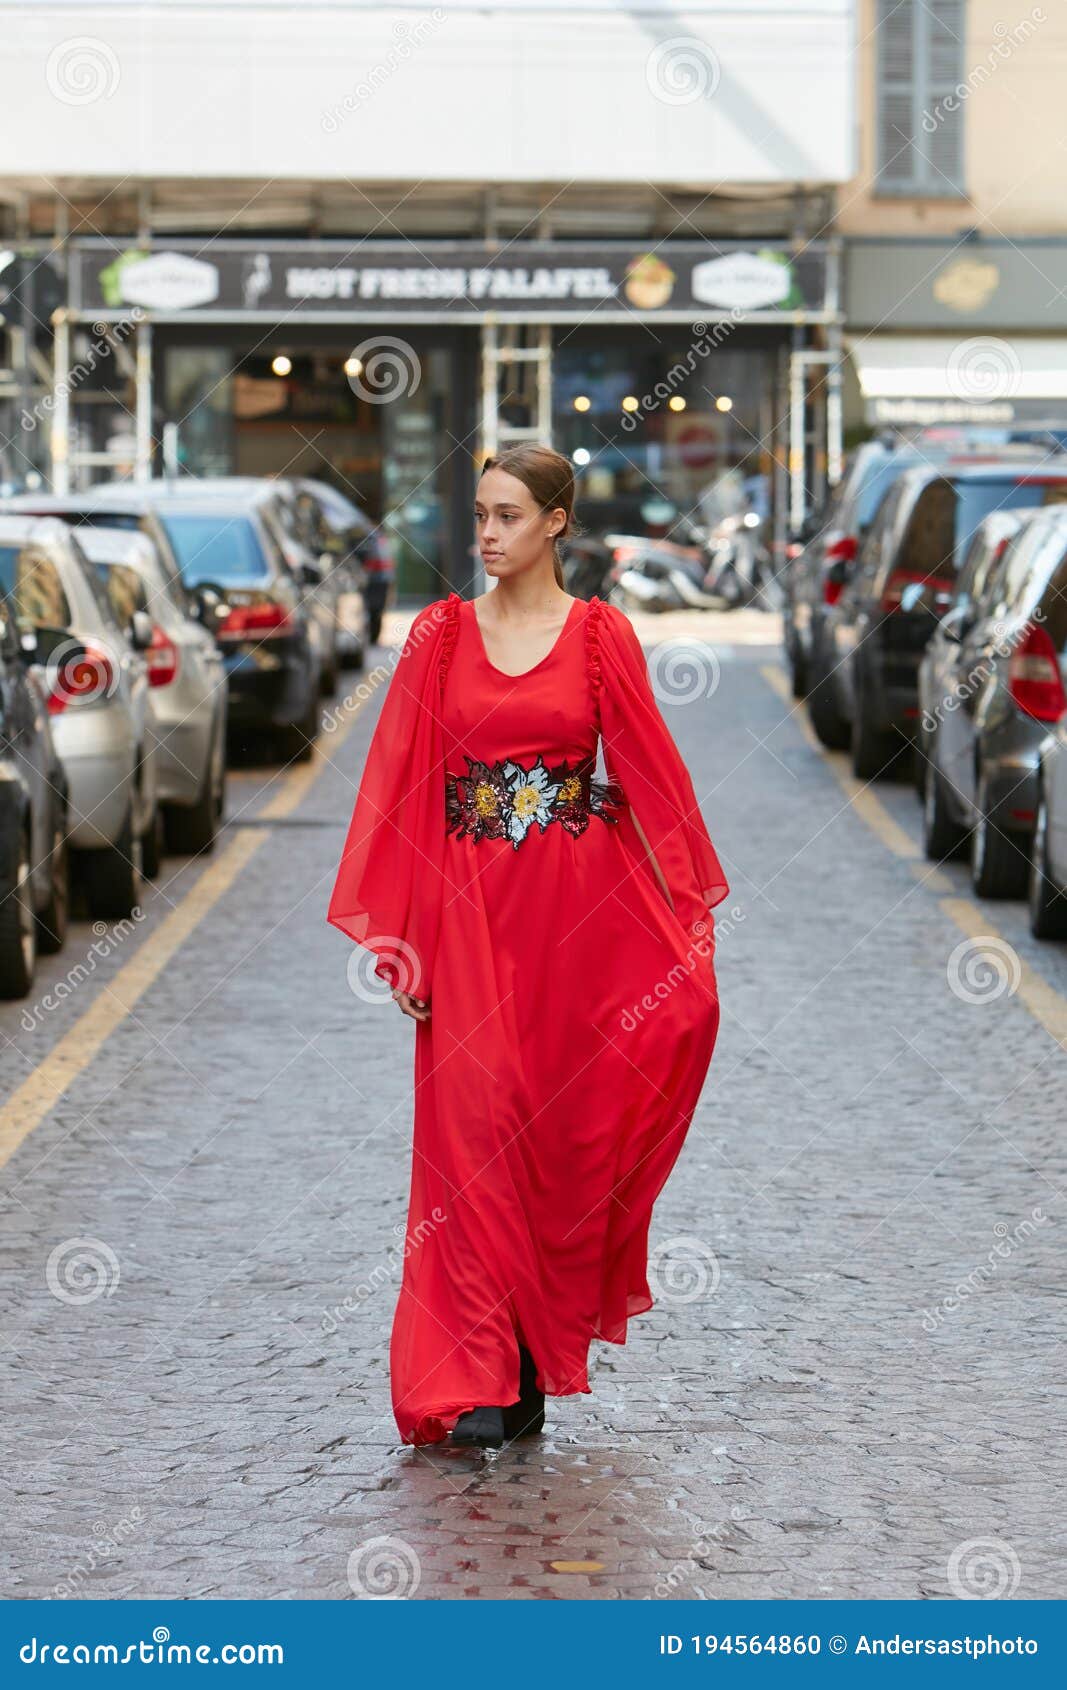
[445,752,625,849]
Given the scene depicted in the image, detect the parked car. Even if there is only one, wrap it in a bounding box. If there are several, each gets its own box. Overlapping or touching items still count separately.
[791,439,920,703]
[0,515,162,920]
[5,487,323,763]
[75,526,228,855]
[1030,710,1067,940]
[294,477,375,658]
[15,478,350,696]
[915,505,1065,896]
[0,585,71,997]
[813,461,1067,778]
[145,496,324,762]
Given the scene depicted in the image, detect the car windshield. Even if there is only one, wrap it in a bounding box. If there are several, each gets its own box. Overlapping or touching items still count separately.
[157,513,270,586]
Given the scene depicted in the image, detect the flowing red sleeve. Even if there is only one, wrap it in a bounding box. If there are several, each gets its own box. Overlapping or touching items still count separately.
[326,597,454,999]
[594,599,729,937]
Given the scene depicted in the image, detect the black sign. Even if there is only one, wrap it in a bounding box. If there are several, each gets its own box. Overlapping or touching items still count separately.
[72,240,830,321]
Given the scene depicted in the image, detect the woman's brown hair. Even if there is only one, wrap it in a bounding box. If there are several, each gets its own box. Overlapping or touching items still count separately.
[479,444,576,588]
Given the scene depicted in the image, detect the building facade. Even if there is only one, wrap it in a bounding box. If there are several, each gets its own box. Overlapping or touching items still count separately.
[0,0,856,594]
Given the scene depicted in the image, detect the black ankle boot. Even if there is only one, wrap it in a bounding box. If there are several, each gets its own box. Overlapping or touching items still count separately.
[502,1344,545,1439]
[451,1405,505,1448]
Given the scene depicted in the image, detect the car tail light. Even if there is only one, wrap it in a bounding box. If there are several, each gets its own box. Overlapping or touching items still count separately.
[360,534,394,573]
[45,640,116,714]
[825,534,857,564]
[1007,622,1067,721]
[880,568,952,614]
[146,625,179,687]
[216,602,293,639]
[822,534,856,605]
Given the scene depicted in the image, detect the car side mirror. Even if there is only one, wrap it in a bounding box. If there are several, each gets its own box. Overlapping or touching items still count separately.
[130,609,153,650]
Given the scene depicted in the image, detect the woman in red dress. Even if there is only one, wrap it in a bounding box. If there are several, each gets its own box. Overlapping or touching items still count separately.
[327,444,728,1449]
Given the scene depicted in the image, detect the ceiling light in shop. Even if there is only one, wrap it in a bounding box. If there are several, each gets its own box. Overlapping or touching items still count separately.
[344,357,362,379]
[621,396,639,413]
[573,448,591,466]
[668,396,686,412]
[715,395,733,412]
[573,395,591,412]
[271,354,292,377]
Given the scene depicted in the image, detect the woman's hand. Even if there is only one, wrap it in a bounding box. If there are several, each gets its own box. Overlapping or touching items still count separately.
[392,989,431,1022]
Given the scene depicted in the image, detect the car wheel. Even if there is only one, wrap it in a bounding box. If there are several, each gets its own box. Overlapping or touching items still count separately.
[278,690,319,764]
[807,654,850,750]
[81,802,144,920]
[165,727,225,857]
[970,776,1029,899]
[320,640,339,697]
[921,751,967,861]
[1028,789,1067,938]
[36,817,70,956]
[850,682,899,780]
[786,631,808,699]
[0,824,37,999]
[141,804,165,880]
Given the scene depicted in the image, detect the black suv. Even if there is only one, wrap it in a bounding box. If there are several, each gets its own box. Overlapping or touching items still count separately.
[815,461,1067,777]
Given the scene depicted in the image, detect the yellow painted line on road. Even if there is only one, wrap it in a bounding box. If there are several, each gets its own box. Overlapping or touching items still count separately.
[939,896,1067,1048]
[759,662,1067,1051]
[760,664,920,861]
[0,689,374,1170]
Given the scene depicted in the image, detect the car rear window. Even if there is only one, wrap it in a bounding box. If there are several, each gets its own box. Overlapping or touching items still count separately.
[956,477,1067,560]
[157,513,271,586]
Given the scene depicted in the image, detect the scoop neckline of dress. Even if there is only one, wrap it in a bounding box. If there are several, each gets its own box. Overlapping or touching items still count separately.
[466,592,586,679]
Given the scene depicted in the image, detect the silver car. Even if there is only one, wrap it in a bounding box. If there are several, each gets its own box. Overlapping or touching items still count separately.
[0,514,162,919]
[76,526,227,855]
[918,506,1067,899]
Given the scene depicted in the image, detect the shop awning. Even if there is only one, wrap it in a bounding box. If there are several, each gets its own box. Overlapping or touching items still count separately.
[847,334,1067,401]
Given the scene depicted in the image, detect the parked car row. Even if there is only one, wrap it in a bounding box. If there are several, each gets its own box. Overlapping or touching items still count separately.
[0,472,393,998]
[785,430,1067,944]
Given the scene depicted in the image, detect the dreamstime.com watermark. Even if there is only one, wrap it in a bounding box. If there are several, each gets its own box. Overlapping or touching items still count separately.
[621,906,744,1032]
[922,10,1046,134]
[947,1535,1023,1599]
[920,609,1045,736]
[19,1629,284,1665]
[21,312,143,432]
[322,10,446,132]
[653,1507,746,1597]
[921,1208,1049,1332]
[622,315,742,430]
[20,911,146,1033]
[321,1207,447,1333]
[52,1508,146,1599]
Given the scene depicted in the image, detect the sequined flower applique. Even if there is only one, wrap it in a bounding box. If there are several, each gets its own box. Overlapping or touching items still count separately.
[446,754,624,849]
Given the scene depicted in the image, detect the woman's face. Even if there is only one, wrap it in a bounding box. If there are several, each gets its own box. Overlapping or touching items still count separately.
[474,467,564,579]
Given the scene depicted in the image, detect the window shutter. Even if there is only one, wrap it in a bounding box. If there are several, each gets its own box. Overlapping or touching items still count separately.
[875,0,965,195]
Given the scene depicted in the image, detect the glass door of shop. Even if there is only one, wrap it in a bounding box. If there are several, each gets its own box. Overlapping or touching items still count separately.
[157,326,476,601]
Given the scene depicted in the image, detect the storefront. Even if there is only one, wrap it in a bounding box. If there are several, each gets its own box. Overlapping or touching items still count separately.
[845,237,1067,433]
[53,236,843,596]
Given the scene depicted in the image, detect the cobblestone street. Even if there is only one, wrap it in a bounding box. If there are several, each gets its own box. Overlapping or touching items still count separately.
[1,606,1064,1601]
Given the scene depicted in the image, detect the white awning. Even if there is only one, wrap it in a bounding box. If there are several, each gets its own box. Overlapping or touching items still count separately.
[847,334,1067,400]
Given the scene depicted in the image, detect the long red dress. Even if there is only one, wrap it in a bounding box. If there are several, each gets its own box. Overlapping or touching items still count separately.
[327,591,729,1445]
